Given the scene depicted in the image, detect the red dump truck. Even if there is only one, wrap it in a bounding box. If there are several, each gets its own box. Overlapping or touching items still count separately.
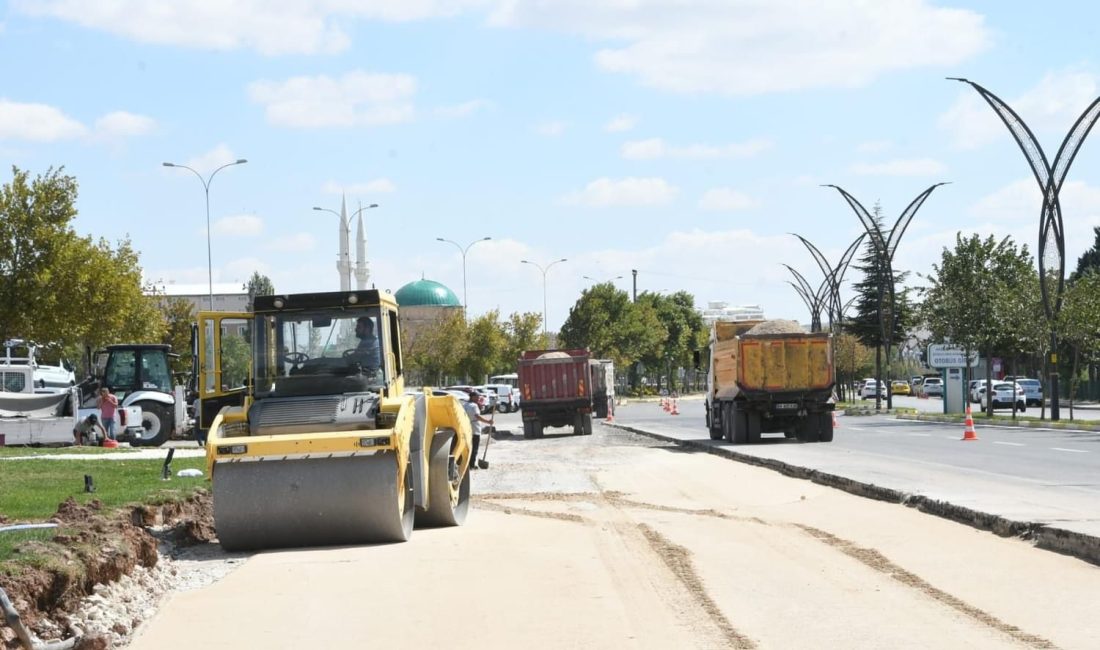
[518,348,593,438]
[705,320,835,444]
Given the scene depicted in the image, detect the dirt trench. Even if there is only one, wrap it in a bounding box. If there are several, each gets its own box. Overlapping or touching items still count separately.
[0,493,215,649]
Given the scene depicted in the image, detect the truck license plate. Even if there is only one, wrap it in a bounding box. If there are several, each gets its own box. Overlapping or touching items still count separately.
[774,403,798,410]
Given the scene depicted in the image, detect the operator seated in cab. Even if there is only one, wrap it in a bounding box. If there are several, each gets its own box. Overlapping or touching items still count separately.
[351,316,382,373]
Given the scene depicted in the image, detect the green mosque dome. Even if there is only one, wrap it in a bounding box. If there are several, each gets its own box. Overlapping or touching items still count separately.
[394,279,461,307]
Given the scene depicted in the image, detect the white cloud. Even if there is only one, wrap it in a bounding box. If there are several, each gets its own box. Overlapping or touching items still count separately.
[248,71,417,128]
[605,113,638,132]
[622,137,772,160]
[940,69,1100,149]
[0,100,86,141]
[212,214,264,237]
[434,99,494,118]
[535,120,567,137]
[323,178,397,195]
[857,140,892,153]
[14,0,491,55]
[490,0,989,96]
[264,233,317,252]
[850,158,947,176]
[560,177,678,207]
[698,188,757,212]
[94,111,155,138]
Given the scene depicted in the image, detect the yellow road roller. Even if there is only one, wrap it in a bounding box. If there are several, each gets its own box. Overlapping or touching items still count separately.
[198,290,473,551]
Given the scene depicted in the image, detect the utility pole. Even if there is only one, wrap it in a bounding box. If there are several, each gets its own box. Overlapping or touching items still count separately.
[631,269,638,302]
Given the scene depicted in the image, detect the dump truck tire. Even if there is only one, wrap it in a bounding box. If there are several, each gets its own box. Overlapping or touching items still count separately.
[707,405,723,440]
[416,431,470,527]
[130,401,172,447]
[212,452,414,551]
[746,411,762,444]
[582,413,593,436]
[818,413,834,442]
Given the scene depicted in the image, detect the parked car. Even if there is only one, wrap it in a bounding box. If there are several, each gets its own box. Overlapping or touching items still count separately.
[1005,377,1043,406]
[922,377,944,397]
[484,383,518,413]
[968,380,983,403]
[977,382,1026,411]
[890,380,910,396]
[860,379,887,399]
[446,385,494,414]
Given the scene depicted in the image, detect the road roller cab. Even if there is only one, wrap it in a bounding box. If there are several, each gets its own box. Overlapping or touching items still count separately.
[199,289,474,551]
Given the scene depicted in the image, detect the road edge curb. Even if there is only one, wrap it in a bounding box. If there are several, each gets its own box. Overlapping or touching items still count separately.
[603,421,1100,567]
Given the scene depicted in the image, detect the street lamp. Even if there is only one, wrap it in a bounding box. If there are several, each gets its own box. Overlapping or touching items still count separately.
[521,258,567,335]
[583,274,623,284]
[436,237,491,315]
[313,203,379,258]
[162,158,248,310]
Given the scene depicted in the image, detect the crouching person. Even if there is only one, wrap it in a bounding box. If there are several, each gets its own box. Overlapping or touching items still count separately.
[74,413,106,446]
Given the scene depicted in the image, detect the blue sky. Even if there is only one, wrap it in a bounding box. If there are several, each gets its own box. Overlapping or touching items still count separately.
[3,1,1100,329]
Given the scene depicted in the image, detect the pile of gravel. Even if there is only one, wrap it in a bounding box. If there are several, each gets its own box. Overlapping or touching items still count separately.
[743,320,806,336]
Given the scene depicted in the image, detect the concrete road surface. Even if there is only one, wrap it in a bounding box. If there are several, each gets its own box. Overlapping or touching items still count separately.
[128,411,1100,649]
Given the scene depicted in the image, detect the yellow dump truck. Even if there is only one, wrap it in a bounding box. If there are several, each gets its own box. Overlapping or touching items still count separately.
[198,290,473,551]
[704,320,835,444]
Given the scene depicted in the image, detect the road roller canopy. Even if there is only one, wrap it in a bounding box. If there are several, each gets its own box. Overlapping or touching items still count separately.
[250,306,388,397]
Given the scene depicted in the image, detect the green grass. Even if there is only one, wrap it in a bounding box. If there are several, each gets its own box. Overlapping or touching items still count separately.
[0,528,56,560]
[0,456,207,522]
[0,446,141,458]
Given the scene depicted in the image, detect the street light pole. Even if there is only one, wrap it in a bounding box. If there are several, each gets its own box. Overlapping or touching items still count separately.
[436,237,491,315]
[582,274,623,284]
[522,258,567,336]
[313,203,379,245]
[163,158,248,310]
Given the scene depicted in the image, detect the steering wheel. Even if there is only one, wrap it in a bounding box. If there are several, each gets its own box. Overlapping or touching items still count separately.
[282,351,309,368]
[342,349,362,361]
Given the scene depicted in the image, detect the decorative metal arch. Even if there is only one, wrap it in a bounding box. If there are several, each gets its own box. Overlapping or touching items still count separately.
[949,77,1100,323]
[790,233,867,330]
[782,264,829,332]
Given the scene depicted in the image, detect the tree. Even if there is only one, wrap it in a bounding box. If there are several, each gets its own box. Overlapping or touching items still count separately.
[635,290,707,391]
[0,167,164,352]
[834,333,875,387]
[158,296,196,376]
[404,311,468,385]
[502,312,548,369]
[1071,226,1100,281]
[246,271,275,310]
[845,203,913,406]
[460,310,509,382]
[1058,270,1100,416]
[559,283,664,373]
[0,166,79,342]
[920,233,1035,415]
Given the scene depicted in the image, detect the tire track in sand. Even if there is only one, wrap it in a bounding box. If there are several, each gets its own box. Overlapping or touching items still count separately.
[794,525,1058,649]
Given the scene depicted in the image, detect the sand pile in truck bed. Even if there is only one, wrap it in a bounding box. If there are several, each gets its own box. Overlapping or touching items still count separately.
[743,320,807,336]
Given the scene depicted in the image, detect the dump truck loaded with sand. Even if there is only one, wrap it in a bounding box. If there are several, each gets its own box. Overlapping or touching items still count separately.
[704,319,835,444]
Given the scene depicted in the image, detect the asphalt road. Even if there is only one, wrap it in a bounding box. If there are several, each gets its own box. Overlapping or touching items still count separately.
[615,399,1100,540]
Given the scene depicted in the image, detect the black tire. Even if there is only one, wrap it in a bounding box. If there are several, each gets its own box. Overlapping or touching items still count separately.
[721,403,734,443]
[595,403,608,419]
[131,401,173,447]
[731,403,749,444]
[416,431,470,527]
[523,420,535,439]
[582,413,593,436]
[1017,401,1026,412]
[745,410,762,444]
[707,404,723,440]
[573,412,584,436]
[497,403,509,414]
[818,413,834,442]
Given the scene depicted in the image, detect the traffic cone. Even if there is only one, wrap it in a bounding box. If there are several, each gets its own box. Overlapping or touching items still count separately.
[832,411,839,428]
[102,438,119,449]
[961,405,978,441]
[670,398,679,416]
[662,397,670,412]
[606,407,615,423]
